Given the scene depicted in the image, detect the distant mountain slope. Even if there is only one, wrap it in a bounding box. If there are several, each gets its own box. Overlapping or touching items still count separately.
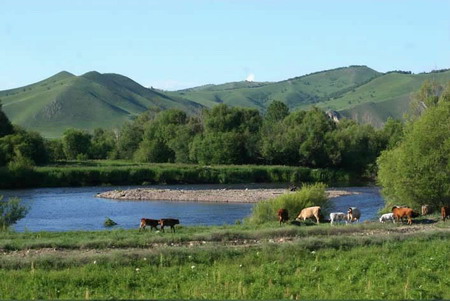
[0,72,203,137]
[318,70,450,126]
[169,66,382,110]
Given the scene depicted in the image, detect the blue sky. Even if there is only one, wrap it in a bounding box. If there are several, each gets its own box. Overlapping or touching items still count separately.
[1,0,449,90]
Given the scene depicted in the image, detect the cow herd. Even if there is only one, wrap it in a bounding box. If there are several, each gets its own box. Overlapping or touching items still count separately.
[139,218,180,232]
[138,205,450,232]
[277,205,450,226]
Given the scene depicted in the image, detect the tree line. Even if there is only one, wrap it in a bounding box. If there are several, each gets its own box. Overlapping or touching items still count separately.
[1,100,403,175]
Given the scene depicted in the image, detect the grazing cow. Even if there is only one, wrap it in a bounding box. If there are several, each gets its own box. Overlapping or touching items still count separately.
[296,206,321,224]
[329,212,346,225]
[139,218,159,231]
[159,218,180,233]
[442,206,450,222]
[379,213,395,223]
[392,207,419,225]
[347,207,361,223]
[277,208,289,225]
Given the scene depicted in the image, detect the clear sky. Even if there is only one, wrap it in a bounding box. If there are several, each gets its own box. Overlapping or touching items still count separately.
[1,0,449,90]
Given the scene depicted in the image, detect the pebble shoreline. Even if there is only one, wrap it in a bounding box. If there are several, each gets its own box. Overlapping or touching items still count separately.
[97,188,357,203]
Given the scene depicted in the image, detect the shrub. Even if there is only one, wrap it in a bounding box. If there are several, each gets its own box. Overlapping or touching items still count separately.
[103,217,118,227]
[246,183,330,224]
[0,196,29,230]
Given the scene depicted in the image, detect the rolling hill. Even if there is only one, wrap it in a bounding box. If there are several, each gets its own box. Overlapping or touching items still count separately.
[1,66,449,137]
[317,70,450,127]
[0,71,203,137]
[169,65,382,110]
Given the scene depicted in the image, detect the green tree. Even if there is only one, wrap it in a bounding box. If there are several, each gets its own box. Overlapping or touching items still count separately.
[0,196,29,230]
[134,109,199,163]
[62,129,92,160]
[189,105,262,164]
[264,100,289,123]
[0,101,14,138]
[0,129,48,166]
[377,101,450,209]
[90,128,116,159]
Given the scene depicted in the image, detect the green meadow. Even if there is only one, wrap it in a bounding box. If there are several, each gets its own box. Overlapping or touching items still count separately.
[0,221,449,299]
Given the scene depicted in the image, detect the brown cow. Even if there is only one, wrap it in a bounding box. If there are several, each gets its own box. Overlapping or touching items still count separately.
[441,206,450,222]
[139,218,159,231]
[392,207,419,225]
[159,218,180,233]
[277,208,289,225]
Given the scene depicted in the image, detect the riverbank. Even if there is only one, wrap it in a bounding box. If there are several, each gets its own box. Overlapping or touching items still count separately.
[97,187,358,203]
[0,161,359,189]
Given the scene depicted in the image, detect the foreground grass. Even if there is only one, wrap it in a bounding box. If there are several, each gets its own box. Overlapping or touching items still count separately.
[1,222,449,299]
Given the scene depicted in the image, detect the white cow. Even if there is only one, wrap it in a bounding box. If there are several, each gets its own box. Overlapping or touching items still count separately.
[329,212,347,225]
[379,213,395,223]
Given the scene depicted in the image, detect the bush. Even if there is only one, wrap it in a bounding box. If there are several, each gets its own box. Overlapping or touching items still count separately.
[246,183,330,224]
[103,217,118,227]
[0,196,29,230]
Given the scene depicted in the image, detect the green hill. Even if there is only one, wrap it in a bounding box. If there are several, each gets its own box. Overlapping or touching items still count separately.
[2,66,450,137]
[0,72,203,137]
[317,70,450,126]
[169,66,382,110]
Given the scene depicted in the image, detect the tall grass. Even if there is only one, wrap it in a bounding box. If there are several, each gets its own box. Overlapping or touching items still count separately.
[246,183,330,224]
[0,163,356,189]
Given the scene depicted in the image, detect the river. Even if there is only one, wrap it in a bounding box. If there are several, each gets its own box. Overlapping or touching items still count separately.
[0,184,385,232]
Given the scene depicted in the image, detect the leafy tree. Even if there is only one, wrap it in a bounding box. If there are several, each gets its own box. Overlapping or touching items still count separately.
[264,100,289,123]
[113,121,144,160]
[379,117,404,150]
[377,101,450,209]
[190,105,262,164]
[90,128,116,159]
[0,129,48,166]
[45,139,66,161]
[62,129,92,160]
[332,120,382,173]
[134,109,196,163]
[0,196,29,230]
[0,101,14,138]
[409,80,449,119]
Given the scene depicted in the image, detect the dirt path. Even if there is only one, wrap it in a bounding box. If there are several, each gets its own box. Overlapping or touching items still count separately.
[96,188,357,203]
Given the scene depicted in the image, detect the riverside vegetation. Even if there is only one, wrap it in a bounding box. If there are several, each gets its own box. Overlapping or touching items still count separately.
[1,184,449,299]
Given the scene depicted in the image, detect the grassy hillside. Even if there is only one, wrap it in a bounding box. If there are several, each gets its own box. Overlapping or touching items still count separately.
[0,72,203,137]
[318,70,450,126]
[170,66,382,110]
[2,67,450,136]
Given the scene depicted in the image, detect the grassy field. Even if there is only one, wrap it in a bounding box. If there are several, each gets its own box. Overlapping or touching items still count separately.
[0,220,449,299]
[0,161,356,189]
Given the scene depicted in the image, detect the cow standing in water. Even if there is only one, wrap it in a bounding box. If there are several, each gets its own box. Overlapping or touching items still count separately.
[159,218,180,233]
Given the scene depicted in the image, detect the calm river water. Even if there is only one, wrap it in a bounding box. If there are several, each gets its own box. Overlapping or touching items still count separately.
[0,184,385,232]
